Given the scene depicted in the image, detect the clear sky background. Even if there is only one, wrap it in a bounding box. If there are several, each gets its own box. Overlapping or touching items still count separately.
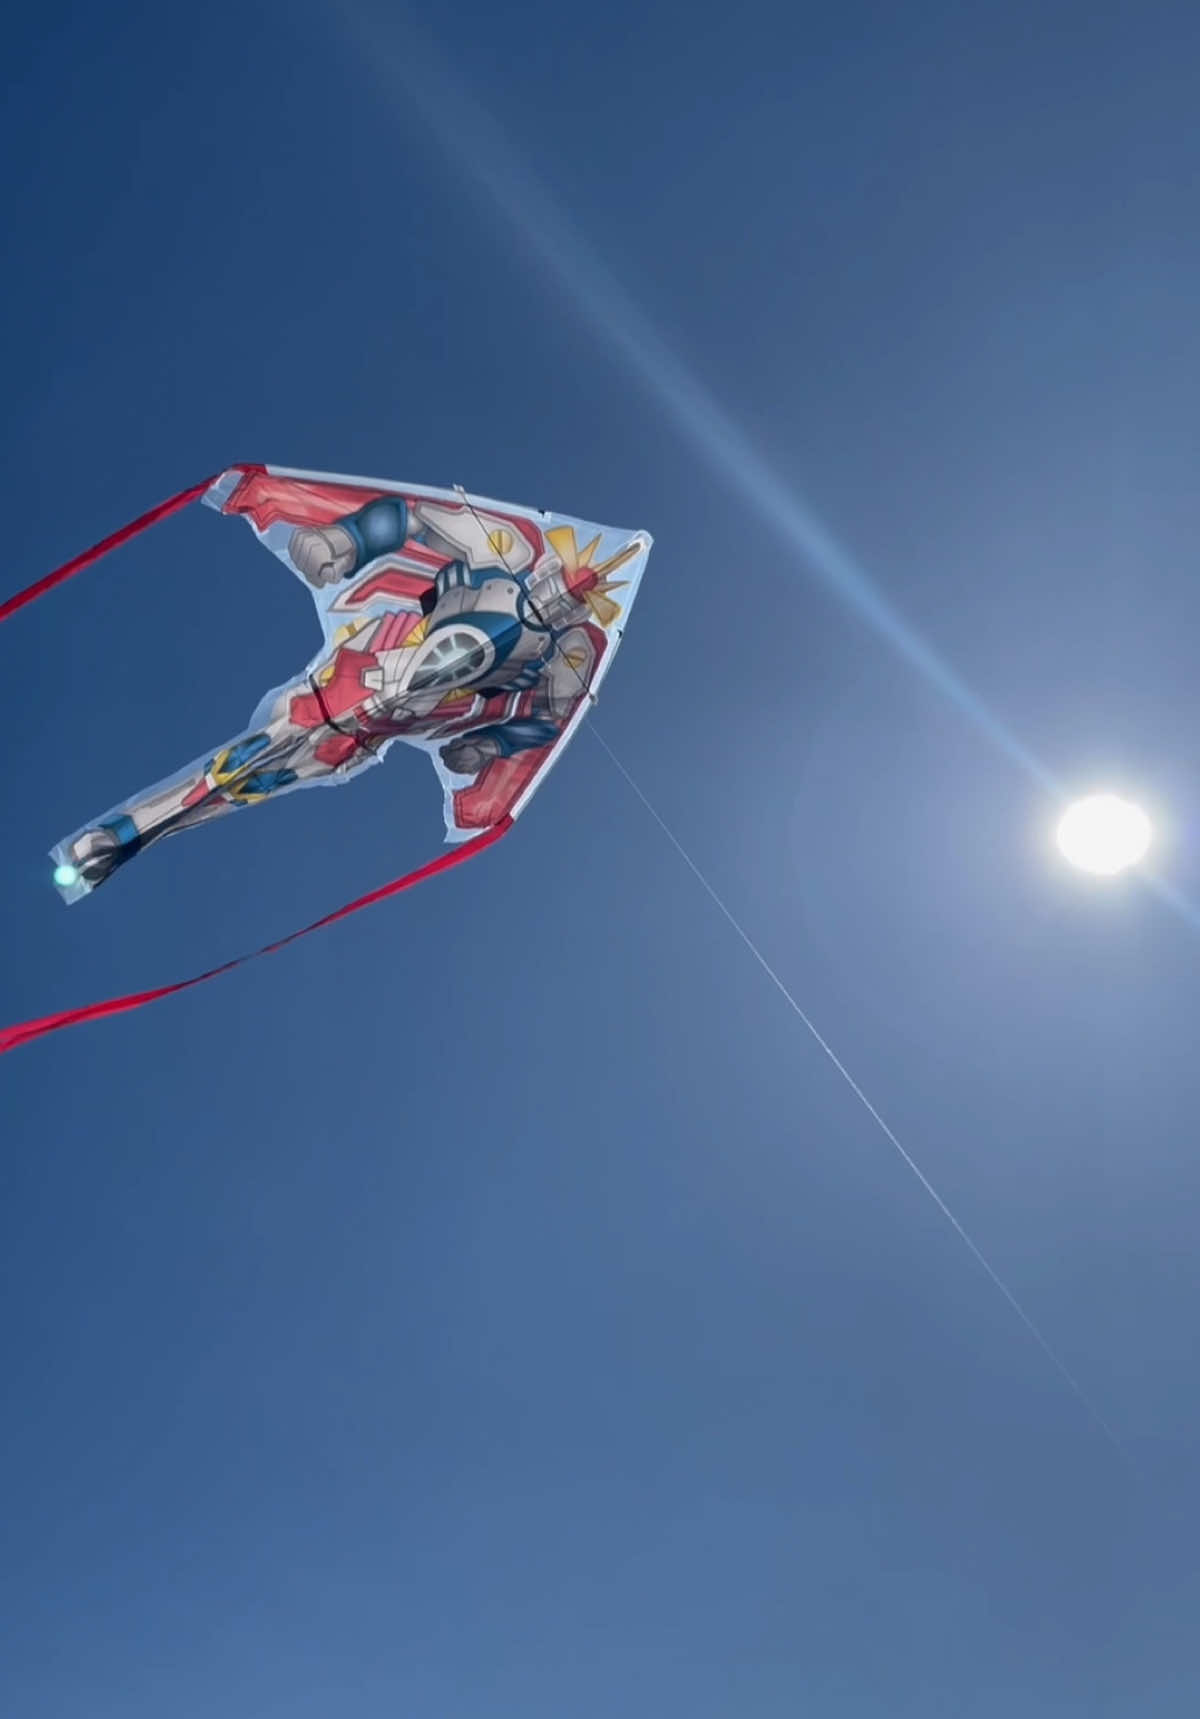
[4,1,1200,1713]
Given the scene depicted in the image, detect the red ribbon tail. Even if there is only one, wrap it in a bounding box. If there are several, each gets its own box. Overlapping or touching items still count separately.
[0,818,512,1057]
[0,471,242,625]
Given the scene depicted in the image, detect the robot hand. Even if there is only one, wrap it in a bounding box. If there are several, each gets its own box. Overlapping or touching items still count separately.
[65,824,132,889]
[288,524,358,587]
[439,732,503,777]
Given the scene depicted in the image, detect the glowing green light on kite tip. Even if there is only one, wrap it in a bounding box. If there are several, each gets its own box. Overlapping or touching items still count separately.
[54,864,79,889]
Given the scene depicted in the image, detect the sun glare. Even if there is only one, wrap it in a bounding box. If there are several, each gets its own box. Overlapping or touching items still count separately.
[1056,794,1152,876]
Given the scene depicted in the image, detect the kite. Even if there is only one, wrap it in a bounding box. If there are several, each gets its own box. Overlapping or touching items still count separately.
[0,463,652,1054]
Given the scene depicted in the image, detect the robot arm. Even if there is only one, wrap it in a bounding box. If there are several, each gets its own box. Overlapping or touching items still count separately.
[288,497,413,588]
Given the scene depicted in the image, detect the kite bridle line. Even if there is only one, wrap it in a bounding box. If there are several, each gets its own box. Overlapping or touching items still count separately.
[450,482,603,708]
[452,484,1130,1468]
[307,671,383,762]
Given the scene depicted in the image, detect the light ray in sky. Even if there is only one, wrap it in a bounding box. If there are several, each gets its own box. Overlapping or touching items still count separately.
[341,4,1200,943]
[340,0,1060,797]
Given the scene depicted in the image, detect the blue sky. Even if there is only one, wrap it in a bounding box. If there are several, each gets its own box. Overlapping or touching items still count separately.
[4,1,1200,1712]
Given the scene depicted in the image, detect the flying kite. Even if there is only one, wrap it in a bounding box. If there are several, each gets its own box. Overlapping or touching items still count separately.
[0,463,652,1054]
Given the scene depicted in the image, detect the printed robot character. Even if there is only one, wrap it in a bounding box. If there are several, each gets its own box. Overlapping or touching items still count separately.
[56,484,638,894]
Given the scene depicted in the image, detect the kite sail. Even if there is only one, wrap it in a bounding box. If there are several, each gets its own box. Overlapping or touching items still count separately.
[0,463,651,1054]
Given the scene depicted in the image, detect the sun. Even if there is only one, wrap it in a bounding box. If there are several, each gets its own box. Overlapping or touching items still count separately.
[1056,794,1152,876]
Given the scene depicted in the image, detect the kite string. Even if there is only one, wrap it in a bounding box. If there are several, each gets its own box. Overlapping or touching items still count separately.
[413,487,1126,1456]
[584,723,1131,1463]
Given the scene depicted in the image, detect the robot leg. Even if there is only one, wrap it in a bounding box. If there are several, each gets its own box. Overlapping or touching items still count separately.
[50,683,330,900]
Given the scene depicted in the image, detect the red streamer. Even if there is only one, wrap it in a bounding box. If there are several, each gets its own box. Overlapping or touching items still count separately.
[0,471,234,624]
[0,821,511,1056]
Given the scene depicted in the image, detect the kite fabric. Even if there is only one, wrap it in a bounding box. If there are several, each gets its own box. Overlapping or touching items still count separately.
[0,462,652,1055]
